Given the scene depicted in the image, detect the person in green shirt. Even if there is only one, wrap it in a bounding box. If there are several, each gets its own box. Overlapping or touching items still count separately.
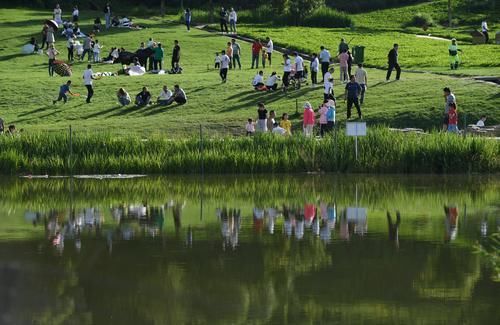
[448,39,462,70]
[153,43,164,71]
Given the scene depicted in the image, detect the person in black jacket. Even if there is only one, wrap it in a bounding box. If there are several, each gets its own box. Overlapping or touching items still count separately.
[386,43,401,81]
[220,7,228,34]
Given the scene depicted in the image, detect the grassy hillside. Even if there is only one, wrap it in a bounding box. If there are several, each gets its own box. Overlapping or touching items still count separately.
[0,8,498,137]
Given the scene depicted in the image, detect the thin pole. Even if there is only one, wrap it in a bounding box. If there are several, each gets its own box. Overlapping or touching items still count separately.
[69,125,73,176]
[295,99,298,115]
[199,124,204,175]
[355,135,358,161]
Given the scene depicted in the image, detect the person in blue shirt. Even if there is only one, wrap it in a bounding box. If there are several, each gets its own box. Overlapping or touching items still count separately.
[53,80,74,104]
[344,75,362,119]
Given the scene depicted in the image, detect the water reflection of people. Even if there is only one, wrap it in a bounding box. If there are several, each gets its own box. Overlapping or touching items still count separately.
[387,211,401,248]
[444,204,459,242]
[220,207,241,250]
[283,205,293,237]
[266,207,278,234]
[253,207,264,233]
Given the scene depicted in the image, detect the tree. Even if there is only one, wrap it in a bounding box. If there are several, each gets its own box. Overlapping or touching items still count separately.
[287,0,325,25]
[448,0,452,27]
[160,0,166,17]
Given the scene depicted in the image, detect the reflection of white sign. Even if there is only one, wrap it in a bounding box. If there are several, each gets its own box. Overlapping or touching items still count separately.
[346,208,367,222]
[346,122,367,136]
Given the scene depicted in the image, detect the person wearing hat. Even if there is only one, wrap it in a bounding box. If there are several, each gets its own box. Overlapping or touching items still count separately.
[303,102,315,137]
[448,39,462,70]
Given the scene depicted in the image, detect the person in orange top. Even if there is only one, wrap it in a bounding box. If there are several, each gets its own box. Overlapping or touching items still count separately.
[226,42,233,69]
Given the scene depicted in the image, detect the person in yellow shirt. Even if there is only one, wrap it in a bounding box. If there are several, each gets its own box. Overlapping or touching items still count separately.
[280,113,292,136]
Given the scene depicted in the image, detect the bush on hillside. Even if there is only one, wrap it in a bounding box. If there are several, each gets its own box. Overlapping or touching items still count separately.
[405,13,434,29]
[302,7,353,28]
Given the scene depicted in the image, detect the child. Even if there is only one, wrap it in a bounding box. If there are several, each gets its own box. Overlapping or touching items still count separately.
[67,36,75,62]
[318,101,329,137]
[246,118,255,136]
[327,98,336,130]
[53,80,74,104]
[261,49,267,69]
[324,77,334,101]
[447,103,458,133]
[280,113,292,135]
[214,52,221,69]
[93,39,102,63]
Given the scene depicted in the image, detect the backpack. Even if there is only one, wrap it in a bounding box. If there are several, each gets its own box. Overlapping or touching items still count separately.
[327,107,335,121]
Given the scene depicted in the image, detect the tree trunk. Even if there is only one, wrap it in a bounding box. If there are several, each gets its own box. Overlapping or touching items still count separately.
[160,0,166,17]
[448,0,452,27]
[209,0,214,23]
[180,0,184,10]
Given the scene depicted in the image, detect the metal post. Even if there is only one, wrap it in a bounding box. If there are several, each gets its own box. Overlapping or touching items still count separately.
[69,125,73,176]
[355,135,358,161]
[295,99,298,115]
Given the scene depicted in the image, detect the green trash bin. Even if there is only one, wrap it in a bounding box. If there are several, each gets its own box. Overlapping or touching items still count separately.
[352,46,365,64]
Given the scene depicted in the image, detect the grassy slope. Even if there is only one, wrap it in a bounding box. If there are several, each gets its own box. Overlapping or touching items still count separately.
[0,8,498,136]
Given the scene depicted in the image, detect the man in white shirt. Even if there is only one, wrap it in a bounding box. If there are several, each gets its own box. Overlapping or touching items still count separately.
[83,64,94,103]
[294,52,304,78]
[476,115,486,127]
[219,50,230,83]
[319,45,331,82]
[272,122,287,136]
[265,37,273,66]
[481,20,489,43]
[252,70,264,88]
[354,63,368,105]
[229,8,237,34]
[310,53,319,85]
[282,54,292,90]
[157,85,172,105]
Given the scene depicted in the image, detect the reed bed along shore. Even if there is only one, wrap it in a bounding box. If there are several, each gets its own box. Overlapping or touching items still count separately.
[0,128,498,175]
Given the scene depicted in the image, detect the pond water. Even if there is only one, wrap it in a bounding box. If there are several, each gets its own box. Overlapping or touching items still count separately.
[0,175,499,324]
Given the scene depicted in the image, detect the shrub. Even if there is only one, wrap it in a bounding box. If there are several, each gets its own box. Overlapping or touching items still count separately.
[302,7,353,28]
[406,12,434,29]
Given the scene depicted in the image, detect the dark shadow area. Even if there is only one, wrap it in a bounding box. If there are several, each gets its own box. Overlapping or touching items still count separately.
[82,105,123,119]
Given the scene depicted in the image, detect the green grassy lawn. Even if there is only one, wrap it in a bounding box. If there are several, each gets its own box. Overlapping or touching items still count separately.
[0,8,498,136]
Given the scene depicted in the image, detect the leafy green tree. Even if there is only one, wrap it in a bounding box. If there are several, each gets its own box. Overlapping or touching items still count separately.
[287,0,325,25]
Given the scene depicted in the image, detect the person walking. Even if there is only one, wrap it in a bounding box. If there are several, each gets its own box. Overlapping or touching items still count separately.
[282,53,292,92]
[83,64,95,103]
[104,2,112,30]
[338,51,349,83]
[481,19,489,43]
[303,102,315,137]
[344,75,362,119]
[82,35,93,61]
[67,36,75,62]
[294,51,304,86]
[448,38,462,70]
[251,39,262,69]
[310,53,319,85]
[338,38,349,54]
[184,8,192,31]
[319,46,331,82]
[172,40,180,70]
[53,80,74,104]
[386,43,401,81]
[265,37,273,66]
[231,38,241,69]
[229,7,237,34]
[220,7,228,34]
[354,63,368,105]
[72,5,79,22]
[46,44,59,77]
[219,50,230,83]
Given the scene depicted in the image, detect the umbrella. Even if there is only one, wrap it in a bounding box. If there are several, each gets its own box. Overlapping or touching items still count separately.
[45,19,59,31]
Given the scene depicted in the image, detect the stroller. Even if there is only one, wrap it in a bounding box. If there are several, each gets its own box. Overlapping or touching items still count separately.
[288,65,309,90]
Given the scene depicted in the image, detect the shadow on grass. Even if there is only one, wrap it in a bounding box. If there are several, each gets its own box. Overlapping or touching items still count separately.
[17,106,51,117]
[82,105,123,119]
[0,53,31,61]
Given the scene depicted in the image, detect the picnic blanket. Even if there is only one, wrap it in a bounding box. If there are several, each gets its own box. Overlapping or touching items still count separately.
[53,60,72,76]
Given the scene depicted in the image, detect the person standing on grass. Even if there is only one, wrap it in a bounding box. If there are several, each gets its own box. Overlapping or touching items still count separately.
[46,25,55,48]
[41,24,48,50]
[267,110,276,133]
[219,50,230,83]
[231,38,242,70]
[53,80,74,104]
[282,53,292,92]
[481,19,489,43]
[82,35,93,62]
[354,63,368,105]
[303,102,315,137]
[386,43,401,81]
[246,119,256,136]
[448,38,462,70]
[265,37,273,66]
[184,8,192,31]
[226,42,233,69]
[318,100,329,138]
[338,38,349,54]
[344,75,362,120]
[447,103,458,133]
[347,51,353,78]
[229,7,237,34]
[154,42,164,71]
[83,64,95,104]
[338,51,349,83]
[442,87,456,131]
[172,40,180,70]
[280,113,292,135]
[261,48,268,68]
[310,53,319,85]
[256,102,268,132]
[327,98,336,130]
[53,4,62,25]
[294,52,304,82]
[220,7,229,34]
[251,39,262,69]
[67,36,75,62]
[46,44,59,77]
[72,6,79,23]
[319,46,331,82]
[324,77,334,101]
[104,2,112,30]
[93,39,102,63]
[117,88,131,106]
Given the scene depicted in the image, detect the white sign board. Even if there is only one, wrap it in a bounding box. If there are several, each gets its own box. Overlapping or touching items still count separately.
[346,207,367,222]
[346,122,367,136]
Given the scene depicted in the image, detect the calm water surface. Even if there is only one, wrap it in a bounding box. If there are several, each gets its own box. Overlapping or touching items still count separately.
[0,175,499,324]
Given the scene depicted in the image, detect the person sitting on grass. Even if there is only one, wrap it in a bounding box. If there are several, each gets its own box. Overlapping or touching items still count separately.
[157,85,173,105]
[246,118,255,136]
[164,85,187,106]
[6,125,17,136]
[135,87,152,107]
[447,103,458,133]
[53,80,75,104]
[476,115,487,127]
[280,113,292,135]
[117,88,131,106]
[272,122,287,136]
[265,72,279,91]
[252,70,265,89]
